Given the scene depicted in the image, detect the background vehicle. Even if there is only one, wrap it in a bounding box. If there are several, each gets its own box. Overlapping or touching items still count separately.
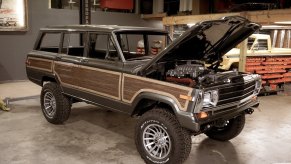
[220,33,291,70]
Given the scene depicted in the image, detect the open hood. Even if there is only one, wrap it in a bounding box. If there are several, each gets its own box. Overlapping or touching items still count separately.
[141,16,261,73]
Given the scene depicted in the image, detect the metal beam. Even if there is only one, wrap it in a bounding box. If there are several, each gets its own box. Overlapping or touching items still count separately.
[272,30,278,48]
[288,30,291,48]
[79,0,91,45]
[79,0,91,25]
[239,39,248,72]
[280,30,286,48]
[163,8,291,25]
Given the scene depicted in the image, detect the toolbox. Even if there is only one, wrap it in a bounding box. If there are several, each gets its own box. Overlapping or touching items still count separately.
[100,0,134,10]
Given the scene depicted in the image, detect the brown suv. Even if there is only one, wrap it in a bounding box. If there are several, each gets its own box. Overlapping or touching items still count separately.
[26,16,261,164]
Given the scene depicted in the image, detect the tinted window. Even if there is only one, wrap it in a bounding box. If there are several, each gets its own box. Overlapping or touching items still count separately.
[116,33,169,61]
[62,33,86,57]
[38,32,61,53]
[253,39,268,50]
[88,33,119,61]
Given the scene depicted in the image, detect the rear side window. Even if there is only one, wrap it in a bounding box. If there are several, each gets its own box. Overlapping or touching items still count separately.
[88,33,119,60]
[37,32,62,53]
[62,33,86,57]
[117,33,168,60]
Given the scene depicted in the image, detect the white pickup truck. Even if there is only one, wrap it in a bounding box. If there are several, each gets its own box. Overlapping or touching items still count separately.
[220,34,291,70]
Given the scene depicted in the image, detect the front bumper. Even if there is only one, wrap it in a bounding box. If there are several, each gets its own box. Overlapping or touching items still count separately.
[176,98,259,132]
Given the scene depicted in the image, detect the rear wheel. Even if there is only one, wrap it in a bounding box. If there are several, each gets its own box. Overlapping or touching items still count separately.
[41,82,71,124]
[135,108,192,164]
[205,114,245,141]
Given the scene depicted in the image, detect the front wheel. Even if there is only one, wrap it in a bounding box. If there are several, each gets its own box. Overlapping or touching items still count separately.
[205,114,245,141]
[41,82,71,124]
[135,108,192,164]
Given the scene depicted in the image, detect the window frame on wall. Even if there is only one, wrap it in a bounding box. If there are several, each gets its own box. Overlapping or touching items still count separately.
[48,0,135,13]
[49,0,80,10]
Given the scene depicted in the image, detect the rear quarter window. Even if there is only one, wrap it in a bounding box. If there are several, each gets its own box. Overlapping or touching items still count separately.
[37,32,62,53]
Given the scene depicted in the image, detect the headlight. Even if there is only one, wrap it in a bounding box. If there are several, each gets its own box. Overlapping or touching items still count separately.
[194,90,203,111]
[203,90,219,107]
[254,79,262,95]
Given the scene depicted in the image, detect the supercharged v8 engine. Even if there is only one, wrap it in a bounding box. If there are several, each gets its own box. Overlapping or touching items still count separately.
[165,61,208,87]
[165,60,242,87]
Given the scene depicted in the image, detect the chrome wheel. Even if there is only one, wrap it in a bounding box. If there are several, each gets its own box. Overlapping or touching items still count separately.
[142,124,171,159]
[43,91,56,118]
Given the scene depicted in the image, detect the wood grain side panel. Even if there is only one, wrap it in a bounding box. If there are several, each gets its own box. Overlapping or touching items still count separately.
[54,62,78,86]
[123,74,193,110]
[27,57,52,72]
[78,66,121,99]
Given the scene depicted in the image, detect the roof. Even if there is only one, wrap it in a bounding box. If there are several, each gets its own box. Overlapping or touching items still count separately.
[41,24,167,33]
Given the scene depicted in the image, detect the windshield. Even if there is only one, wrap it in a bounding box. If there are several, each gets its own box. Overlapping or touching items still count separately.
[115,32,171,61]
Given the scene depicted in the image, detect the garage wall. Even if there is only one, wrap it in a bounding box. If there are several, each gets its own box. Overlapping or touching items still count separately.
[0,0,162,81]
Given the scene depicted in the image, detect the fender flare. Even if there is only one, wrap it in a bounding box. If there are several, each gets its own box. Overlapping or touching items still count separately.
[131,92,181,114]
[131,92,199,132]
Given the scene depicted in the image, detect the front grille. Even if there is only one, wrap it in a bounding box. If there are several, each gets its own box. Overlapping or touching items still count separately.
[201,80,256,112]
[217,81,256,106]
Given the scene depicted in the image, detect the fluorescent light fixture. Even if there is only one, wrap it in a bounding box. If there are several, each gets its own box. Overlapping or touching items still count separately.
[262,25,282,28]
[275,21,291,24]
[261,25,291,29]
[187,24,196,27]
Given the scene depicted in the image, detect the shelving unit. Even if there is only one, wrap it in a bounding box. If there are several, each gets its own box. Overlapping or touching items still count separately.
[246,56,291,93]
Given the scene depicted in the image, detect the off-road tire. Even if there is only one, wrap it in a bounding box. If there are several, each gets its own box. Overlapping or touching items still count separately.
[41,82,71,124]
[135,108,192,164]
[205,114,245,141]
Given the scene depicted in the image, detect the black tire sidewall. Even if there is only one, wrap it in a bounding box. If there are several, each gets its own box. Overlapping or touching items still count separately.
[206,114,245,141]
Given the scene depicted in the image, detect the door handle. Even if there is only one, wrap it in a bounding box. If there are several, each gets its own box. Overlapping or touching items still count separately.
[80,58,89,63]
[56,56,62,60]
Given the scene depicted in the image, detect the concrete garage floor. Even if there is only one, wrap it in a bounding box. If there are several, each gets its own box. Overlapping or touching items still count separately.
[0,81,291,164]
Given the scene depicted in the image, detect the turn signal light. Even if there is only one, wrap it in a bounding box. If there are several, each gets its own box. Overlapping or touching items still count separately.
[197,112,208,119]
[252,96,257,101]
[179,94,193,101]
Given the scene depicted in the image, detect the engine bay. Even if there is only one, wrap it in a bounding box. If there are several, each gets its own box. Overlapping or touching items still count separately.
[149,60,242,88]
[165,61,206,87]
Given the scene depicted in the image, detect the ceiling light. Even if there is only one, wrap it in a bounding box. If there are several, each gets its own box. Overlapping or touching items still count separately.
[275,21,291,24]
[262,25,282,28]
[261,25,291,29]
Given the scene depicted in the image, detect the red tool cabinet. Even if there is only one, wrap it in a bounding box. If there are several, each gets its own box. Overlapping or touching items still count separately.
[100,0,134,10]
